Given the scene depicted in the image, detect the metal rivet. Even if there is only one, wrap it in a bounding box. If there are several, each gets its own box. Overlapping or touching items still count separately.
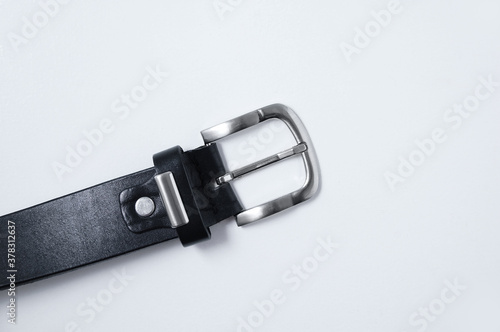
[135,197,155,217]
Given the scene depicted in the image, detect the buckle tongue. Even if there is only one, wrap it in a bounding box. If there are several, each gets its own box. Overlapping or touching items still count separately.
[201,104,320,226]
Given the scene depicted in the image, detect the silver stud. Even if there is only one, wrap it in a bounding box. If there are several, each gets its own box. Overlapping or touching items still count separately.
[135,197,155,217]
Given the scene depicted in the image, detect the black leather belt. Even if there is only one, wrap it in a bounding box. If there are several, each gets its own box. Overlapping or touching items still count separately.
[0,104,320,290]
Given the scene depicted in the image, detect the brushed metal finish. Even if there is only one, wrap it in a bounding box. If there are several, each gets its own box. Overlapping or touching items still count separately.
[201,104,320,226]
[202,110,262,144]
[154,171,189,228]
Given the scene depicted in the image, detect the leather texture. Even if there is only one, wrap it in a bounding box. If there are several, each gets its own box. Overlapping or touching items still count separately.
[0,143,242,290]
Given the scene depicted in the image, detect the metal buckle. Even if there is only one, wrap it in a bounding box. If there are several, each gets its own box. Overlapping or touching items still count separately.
[201,104,320,226]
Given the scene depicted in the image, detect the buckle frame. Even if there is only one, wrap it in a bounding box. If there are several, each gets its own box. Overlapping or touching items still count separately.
[201,104,320,226]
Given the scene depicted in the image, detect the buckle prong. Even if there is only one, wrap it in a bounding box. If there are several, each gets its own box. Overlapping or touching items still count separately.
[216,142,307,185]
[201,104,320,226]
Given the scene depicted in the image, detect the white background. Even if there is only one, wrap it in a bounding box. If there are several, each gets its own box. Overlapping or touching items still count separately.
[1,1,499,331]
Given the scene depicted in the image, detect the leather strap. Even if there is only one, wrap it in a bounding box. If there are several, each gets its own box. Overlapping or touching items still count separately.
[0,143,242,290]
